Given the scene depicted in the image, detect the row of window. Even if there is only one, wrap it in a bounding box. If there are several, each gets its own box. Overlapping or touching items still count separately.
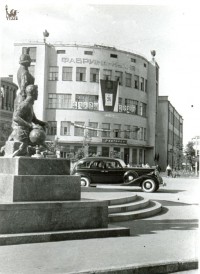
[168,130,182,147]
[47,121,147,141]
[48,94,147,117]
[169,110,183,132]
[22,47,147,68]
[48,66,148,91]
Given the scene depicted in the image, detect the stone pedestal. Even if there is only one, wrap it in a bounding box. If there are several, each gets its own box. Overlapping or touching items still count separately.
[0,157,127,245]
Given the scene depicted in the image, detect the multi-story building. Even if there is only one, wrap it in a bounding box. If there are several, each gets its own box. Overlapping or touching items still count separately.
[156,96,183,171]
[0,76,18,148]
[13,42,160,166]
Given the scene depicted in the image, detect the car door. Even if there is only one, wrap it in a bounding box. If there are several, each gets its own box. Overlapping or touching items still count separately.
[104,159,125,184]
[89,160,107,184]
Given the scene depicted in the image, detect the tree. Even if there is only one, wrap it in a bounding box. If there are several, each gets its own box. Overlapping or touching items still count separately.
[184,141,195,169]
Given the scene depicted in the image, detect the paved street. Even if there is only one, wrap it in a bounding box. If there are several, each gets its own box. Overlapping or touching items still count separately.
[0,177,199,273]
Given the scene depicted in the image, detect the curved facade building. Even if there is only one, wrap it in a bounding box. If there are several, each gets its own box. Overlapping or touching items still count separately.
[0,77,18,147]
[13,43,159,166]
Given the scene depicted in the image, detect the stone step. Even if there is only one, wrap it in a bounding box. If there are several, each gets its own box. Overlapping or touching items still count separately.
[108,196,150,214]
[109,201,162,222]
[0,226,130,246]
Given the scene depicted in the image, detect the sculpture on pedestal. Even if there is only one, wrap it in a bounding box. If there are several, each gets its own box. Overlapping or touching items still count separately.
[8,84,48,157]
[14,47,35,111]
[0,49,50,157]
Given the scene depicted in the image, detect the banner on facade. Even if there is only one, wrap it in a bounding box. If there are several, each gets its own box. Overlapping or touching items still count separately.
[102,138,127,144]
[99,79,119,112]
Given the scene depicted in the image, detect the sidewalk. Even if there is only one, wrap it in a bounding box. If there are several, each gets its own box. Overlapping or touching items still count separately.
[0,181,198,274]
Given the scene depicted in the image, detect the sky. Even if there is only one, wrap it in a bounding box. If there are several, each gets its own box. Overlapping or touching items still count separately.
[0,0,200,146]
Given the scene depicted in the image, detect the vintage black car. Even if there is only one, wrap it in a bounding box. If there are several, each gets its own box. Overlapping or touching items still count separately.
[71,157,164,192]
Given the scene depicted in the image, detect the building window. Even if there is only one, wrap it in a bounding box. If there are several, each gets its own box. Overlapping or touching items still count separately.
[48,94,72,109]
[102,123,110,137]
[132,148,137,165]
[125,73,132,87]
[75,94,98,110]
[113,124,121,138]
[124,125,131,139]
[139,102,147,117]
[84,51,93,55]
[60,121,71,136]
[140,77,145,91]
[103,69,112,80]
[115,71,123,85]
[22,47,37,62]
[76,67,86,81]
[62,67,72,81]
[47,121,57,135]
[139,149,143,164]
[132,126,138,140]
[90,68,99,83]
[144,63,147,67]
[74,122,85,136]
[125,99,138,114]
[134,75,139,89]
[144,128,147,141]
[131,58,136,63]
[138,128,144,140]
[145,79,147,92]
[88,122,98,137]
[57,50,66,54]
[110,54,118,58]
[49,66,59,81]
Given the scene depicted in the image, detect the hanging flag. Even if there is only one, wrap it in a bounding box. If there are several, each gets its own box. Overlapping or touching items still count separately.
[99,79,119,112]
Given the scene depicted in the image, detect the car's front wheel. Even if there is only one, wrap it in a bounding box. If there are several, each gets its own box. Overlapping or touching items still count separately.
[141,179,157,193]
[80,177,90,187]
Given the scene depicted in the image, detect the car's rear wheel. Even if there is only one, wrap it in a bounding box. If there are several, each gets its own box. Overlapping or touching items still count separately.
[124,171,139,183]
[80,177,90,187]
[141,179,156,193]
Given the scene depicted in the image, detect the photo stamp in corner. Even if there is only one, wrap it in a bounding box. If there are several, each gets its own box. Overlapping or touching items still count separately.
[5,4,18,20]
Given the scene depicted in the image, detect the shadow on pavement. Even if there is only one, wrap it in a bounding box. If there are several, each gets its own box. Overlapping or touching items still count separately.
[155,200,195,206]
[115,218,198,236]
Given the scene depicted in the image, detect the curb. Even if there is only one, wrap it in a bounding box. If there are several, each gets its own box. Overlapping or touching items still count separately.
[68,259,198,274]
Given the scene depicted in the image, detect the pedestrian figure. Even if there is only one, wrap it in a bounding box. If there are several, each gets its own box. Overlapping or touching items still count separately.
[166,164,172,177]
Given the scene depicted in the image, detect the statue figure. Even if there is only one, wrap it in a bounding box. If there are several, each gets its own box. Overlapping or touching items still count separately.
[8,84,48,157]
[14,48,35,111]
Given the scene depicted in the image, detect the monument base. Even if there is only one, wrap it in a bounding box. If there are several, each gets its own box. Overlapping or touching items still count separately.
[0,157,130,245]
